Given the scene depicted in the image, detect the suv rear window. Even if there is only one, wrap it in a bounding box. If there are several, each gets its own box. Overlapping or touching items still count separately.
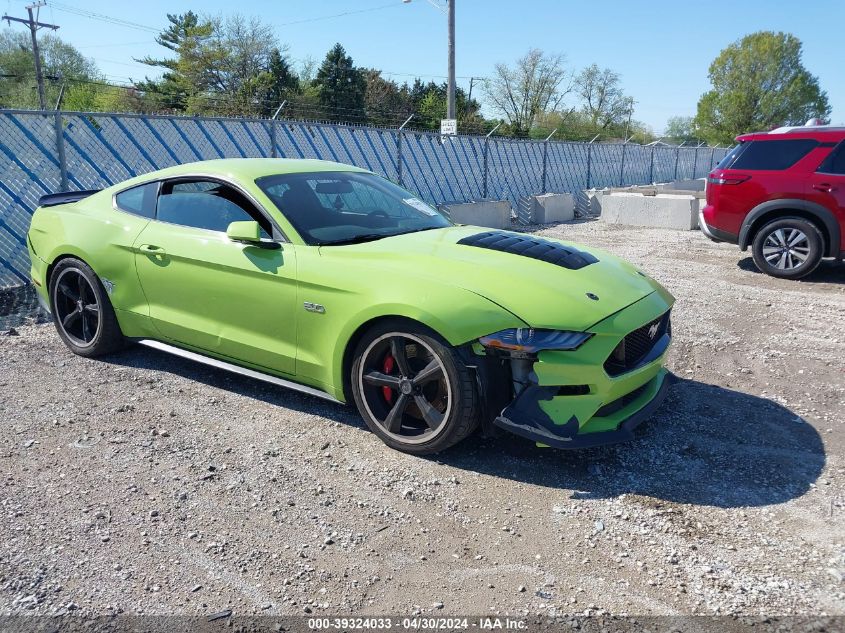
[727,139,818,171]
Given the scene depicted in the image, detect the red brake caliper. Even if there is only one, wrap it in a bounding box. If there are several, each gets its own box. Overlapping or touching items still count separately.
[382,354,396,404]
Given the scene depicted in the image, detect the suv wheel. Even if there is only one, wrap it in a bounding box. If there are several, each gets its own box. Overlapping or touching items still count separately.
[751,217,823,280]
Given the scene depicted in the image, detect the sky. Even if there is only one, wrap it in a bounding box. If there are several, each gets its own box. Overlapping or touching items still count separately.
[5,0,844,134]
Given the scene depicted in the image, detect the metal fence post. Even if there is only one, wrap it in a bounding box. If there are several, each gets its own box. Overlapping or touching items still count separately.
[648,145,655,184]
[268,101,287,159]
[710,147,716,171]
[541,129,556,194]
[586,134,599,190]
[268,121,277,158]
[619,142,627,186]
[397,115,413,186]
[53,111,68,190]
[482,123,501,199]
[673,143,683,180]
[692,147,698,179]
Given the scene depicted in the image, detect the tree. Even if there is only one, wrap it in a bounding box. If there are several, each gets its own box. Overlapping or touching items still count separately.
[138,12,280,115]
[136,12,214,110]
[203,14,279,114]
[483,48,570,135]
[574,64,633,132]
[262,48,299,115]
[405,80,482,131]
[0,29,100,108]
[664,116,696,143]
[313,43,366,122]
[694,31,830,145]
[362,69,411,126]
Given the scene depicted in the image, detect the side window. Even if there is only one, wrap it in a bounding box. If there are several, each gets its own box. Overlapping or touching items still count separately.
[156,179,271,237]
[731,139,819,170]
[817,143,845,175]
[115,182,158,218]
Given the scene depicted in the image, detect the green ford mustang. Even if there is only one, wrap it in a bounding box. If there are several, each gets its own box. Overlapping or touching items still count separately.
[26,158,674,454]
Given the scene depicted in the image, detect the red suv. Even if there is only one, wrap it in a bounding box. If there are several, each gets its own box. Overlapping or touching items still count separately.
[700,124,845,279]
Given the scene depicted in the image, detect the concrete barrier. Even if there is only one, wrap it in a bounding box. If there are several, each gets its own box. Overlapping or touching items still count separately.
[583,189,607,216]
[530,193,575,223]
[438,199,512,229]
[661,179,706,192]
[600,192,699,230]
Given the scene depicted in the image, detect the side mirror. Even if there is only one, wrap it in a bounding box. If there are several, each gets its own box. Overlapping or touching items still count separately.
[226,220,261,244]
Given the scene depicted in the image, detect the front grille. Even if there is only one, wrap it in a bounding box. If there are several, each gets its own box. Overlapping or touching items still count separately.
[594,383,649,417]
[604,311,671,377]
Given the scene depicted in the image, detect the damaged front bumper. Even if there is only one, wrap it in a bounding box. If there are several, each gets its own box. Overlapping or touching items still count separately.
[490,288,675,449]
[494,369,674,449]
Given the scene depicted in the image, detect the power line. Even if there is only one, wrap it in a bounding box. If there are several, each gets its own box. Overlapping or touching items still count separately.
[46,1,160,33]
[46,1,409,34]
[274,2,408,27]
[77,40,157,49]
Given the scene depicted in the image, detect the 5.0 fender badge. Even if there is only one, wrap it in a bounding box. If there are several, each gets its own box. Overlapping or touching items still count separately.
[303,302,325,314]
[585,292,599,301]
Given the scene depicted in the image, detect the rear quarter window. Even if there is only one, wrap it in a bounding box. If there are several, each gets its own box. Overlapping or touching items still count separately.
[716,144,745,169]
[817,142,845,174]
[115,182,158,218]
[729,139,818,170]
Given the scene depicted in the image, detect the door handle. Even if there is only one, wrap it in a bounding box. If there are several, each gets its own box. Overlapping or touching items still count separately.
[812,183,835,193]
[138,244,166,255]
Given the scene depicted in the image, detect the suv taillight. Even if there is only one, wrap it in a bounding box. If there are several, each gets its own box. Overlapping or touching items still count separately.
[707,175,750,185]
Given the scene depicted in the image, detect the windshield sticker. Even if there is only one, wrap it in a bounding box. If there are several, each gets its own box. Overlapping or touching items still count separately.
[403,197,438,216]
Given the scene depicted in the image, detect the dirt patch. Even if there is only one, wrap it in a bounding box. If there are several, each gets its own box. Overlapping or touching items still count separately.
[1,222,843,618]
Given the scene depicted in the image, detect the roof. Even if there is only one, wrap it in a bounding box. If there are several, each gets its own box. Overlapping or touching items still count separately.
[737,126,845,142]
[103,158,368,191]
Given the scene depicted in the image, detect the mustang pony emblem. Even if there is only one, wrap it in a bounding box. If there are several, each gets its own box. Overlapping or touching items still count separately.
[648,322,660,339]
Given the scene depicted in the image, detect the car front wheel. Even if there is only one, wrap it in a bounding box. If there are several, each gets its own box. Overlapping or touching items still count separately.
[751,217,824,280]
[350,321,479,454]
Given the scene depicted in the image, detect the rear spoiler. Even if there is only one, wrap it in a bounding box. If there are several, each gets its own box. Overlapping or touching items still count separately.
[38,189,102,208]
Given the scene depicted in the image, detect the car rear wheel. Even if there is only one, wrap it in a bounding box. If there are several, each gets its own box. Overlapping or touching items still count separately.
[49,257,125,357]
[350,321,479,454]
[751,217,823,280]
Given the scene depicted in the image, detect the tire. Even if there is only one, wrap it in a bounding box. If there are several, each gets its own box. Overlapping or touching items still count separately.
[49,257,125,357]
[350,320,479,454]
[751,217,824,280]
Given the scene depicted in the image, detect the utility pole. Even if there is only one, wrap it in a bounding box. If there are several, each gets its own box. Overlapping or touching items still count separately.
[446,0,455,120]
[2,2,59,111]
[465,75,483,116]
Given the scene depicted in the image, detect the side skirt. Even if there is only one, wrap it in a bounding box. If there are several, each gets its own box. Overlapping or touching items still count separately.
[135,338,342,404]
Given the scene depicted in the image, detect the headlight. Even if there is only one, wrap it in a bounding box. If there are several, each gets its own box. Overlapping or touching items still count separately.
[479,328,592,353]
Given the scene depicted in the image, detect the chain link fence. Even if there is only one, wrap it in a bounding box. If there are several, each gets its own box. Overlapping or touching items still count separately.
[0,109,728,290]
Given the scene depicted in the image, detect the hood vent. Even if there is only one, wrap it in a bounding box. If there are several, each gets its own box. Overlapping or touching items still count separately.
[457,231,598,270]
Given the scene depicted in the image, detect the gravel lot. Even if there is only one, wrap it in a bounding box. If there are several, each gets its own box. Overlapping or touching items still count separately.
[1,221,843,619]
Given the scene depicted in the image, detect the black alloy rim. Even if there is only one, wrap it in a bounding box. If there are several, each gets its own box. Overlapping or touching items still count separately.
[358,333,451,444]
[53,268,100,346]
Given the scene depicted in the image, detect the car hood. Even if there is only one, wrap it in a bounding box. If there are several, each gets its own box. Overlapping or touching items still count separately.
[318,226,667,331]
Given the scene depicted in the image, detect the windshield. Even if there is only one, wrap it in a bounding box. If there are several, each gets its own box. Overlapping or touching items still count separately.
[255,171,451,245]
